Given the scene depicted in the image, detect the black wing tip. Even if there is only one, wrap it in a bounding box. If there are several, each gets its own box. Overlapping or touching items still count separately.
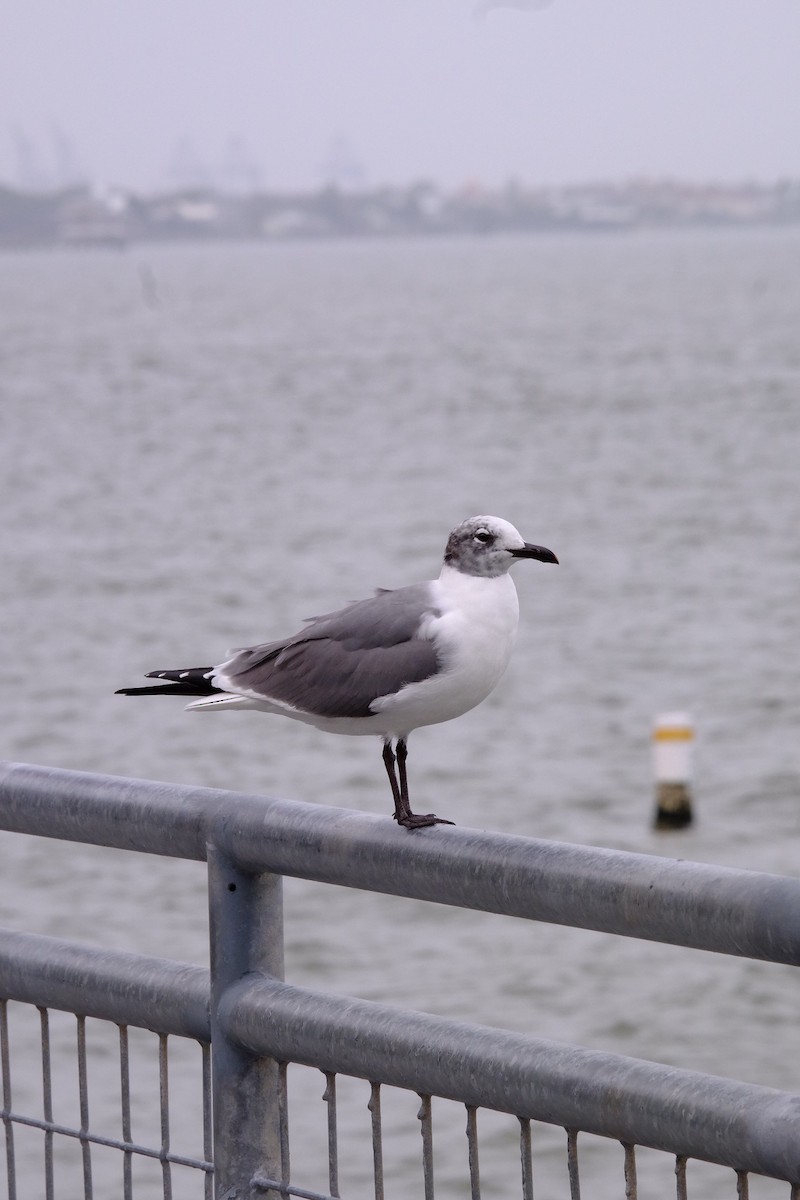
[116,667,219,698]
[115,684,183,696]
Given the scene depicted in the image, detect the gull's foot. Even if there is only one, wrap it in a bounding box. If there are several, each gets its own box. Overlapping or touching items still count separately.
[395,811,456,830]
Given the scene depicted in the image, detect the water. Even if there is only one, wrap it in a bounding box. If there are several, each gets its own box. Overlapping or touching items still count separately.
[1,229,799,1198]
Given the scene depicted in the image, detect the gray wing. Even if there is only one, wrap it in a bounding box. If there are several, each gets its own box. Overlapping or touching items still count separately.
[218,583,441,719]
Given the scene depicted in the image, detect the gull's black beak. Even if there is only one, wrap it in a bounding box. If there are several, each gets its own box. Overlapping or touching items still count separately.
[511,543,559,565]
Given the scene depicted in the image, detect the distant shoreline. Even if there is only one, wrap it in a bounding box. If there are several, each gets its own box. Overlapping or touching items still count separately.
[2,177,799,249]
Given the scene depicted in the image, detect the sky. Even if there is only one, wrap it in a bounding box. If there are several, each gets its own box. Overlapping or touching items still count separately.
[1,0,799,193]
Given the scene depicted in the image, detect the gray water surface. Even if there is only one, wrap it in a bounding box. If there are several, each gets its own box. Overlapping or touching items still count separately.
[1,230,799,1198]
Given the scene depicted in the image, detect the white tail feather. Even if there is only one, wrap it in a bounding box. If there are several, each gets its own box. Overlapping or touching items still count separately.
[185,694,253,712]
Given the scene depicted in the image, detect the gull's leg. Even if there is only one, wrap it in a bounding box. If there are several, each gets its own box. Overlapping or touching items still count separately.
[395,737,454,829]
[382,739,408,825]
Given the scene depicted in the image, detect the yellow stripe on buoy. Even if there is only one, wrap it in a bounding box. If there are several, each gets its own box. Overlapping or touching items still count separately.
[652,727,694,742]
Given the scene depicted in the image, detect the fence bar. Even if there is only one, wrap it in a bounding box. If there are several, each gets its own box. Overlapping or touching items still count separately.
[466,1106,481,1200]
[76,1015,93,1199]
[1,999,16,1200]
[202,1043,214,1200]
[158,1035,173,1200]
[519,1118,533,1200]
[3,762,800,964]
[623,1142,637,1200]
[675,1155,688,1200]
[0,1110,213,1169]
[277,1061,291,1191]
[322,1073,340,1199]
[368,1083,384,1200]
[38,1008,54,1200]
[119,1026,133,1200]
[207,845,284,1199]
[417,1095,434,1200]
[566,1130,581,1200]
[222,975,800,1185]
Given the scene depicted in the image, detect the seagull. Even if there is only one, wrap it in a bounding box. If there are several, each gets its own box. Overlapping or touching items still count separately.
[116,516,557,829]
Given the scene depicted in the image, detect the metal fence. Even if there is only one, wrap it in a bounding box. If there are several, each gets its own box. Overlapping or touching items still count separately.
[1,759,799,1200]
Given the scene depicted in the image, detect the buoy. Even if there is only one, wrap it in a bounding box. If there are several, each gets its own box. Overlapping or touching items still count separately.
[652,712,694,829]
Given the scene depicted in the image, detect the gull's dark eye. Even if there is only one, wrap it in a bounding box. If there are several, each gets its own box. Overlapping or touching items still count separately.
[474,529,493,545]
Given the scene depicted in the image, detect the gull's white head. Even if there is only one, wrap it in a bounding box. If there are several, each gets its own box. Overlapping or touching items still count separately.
[442,515,558,579]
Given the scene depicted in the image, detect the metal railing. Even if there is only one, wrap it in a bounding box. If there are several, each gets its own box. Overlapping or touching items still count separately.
[1,759,800,1199]
[0,993,213,1198]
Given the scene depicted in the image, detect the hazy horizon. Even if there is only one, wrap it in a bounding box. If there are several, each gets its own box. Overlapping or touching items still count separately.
[2,1,799,194]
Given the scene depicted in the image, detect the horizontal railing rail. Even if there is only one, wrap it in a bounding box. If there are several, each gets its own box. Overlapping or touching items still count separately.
[2,760,800,964]
[0,930,210,1041]
[2,929,800,1185]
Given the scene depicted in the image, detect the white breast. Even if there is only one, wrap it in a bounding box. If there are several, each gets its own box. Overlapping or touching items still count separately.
[370,565,520,736]
[429,566,520,695]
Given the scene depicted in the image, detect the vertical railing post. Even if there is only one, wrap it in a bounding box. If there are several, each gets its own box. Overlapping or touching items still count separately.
[207,844,285,1199]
